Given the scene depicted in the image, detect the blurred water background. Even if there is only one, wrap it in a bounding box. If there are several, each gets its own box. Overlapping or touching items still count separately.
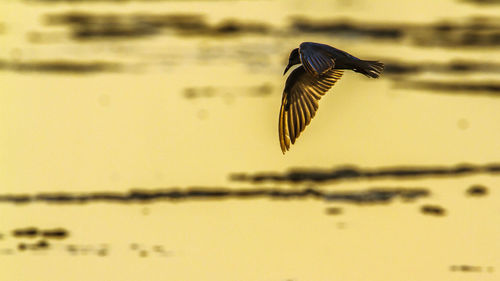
[1,0,500,280]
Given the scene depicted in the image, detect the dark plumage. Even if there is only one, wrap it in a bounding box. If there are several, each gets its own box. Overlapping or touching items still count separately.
[279,42,384,153]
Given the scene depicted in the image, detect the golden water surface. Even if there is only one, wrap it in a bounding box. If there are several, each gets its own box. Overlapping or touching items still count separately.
[1,0,500,280]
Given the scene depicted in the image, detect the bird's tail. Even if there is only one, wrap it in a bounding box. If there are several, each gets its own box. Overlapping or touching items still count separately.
[354,60,385,78]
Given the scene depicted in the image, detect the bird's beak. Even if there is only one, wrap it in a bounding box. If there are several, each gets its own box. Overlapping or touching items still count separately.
[283,64,291,76]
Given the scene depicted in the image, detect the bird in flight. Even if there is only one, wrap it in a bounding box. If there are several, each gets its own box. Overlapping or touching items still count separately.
[279,42,384,153]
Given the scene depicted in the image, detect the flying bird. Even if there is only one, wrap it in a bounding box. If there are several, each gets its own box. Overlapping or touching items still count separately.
[279,42,384,153]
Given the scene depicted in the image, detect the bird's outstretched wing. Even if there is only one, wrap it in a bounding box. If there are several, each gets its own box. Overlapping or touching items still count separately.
[299,42,336,76]
[279,66,344,153]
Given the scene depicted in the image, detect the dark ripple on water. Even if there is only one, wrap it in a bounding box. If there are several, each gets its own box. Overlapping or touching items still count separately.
[290,16,404,39]
[450,264,495,273]
[12,227,69,242]
[325,207,342,215]
[231,163,500,184]
[16,240,50,251]
[183,83,273,100]
[0,187,430,205]
[383,60,500,75]
[13,227,39,238]
[2,233,170,258]
[290,16,500,47]
[44,12,270,40]
[37,11,500,48]
[394,80,500,95]
[420,205,446,216]
[383,59,500,96]
[0,59,121,74]
[466,184,488,196]
[460,0,500,5]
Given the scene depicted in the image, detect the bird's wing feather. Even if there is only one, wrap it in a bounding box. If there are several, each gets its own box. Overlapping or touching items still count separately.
[299,42,336,76]
[279,66,344,153]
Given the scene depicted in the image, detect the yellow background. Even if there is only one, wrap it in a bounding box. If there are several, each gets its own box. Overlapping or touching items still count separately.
[1,0,499,280]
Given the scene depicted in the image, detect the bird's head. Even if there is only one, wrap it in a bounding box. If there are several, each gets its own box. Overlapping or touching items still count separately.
[283,48,301,75]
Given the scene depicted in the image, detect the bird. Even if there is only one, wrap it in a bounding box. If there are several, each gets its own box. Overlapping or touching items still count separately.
[279,42,384,154]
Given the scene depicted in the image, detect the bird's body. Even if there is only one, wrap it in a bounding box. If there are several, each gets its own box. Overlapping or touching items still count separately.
[279,42,384,153]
